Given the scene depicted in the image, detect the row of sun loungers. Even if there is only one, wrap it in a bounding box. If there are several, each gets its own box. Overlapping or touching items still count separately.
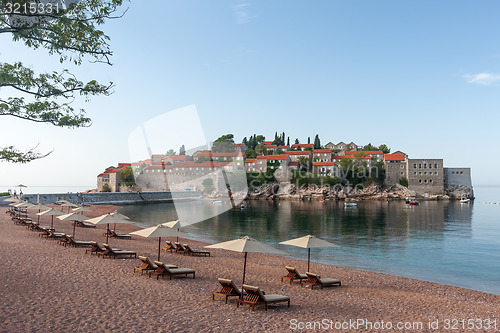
[162,241,211,257]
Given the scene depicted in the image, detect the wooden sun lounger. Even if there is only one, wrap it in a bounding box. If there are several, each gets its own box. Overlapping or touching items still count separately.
[100,244,136,259]
[281,266,308,285]
[60,235,93,248]
[212,278,244,304]
[74,221,96,228]
[237,285,290,311]
[301,272,341,290]
[150,261,195,280]
[110,230,131,239]
[86,241,120,255]
[162,241,177,252]
[174,242,188,254]
[142,260,178,277]
[45,231,65,240]
[134,256,166,274]
[184,244,211,257]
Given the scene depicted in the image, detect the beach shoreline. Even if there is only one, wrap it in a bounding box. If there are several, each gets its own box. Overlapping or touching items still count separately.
[2,205,499,332]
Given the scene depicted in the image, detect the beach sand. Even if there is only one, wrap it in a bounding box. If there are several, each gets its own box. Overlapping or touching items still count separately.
[1,205,499,332]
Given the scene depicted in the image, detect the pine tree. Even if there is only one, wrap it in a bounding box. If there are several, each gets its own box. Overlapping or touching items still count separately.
[295,138,300,144]
[287,137,290,146]
[308,137,311,144]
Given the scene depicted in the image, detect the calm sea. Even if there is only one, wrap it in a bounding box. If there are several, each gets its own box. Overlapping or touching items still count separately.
[118,186,500,295]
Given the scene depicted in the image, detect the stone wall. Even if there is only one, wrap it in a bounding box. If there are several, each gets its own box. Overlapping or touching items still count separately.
[19,191,202,205]
[444,168,472,188]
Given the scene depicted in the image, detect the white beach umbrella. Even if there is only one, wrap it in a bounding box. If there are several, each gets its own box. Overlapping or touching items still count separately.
[279,235,339,272]
[37,208,65,228]
[130,224,189,261]
[205,236,287,288]
[86,212,133,243]
[72,206,93,213]
[60,202,79,212]
[57,212,90,238]
[27,204,52,222]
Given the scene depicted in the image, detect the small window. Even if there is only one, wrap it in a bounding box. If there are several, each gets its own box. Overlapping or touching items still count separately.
[424,164,427,169]
[400,171,404,175]
[424,179,427,183]
[414,172,417,175]
[424,172,427,175]
[435,172,438,175]
[460,171,463,174]
[419,179,422,183]
[434,163,438,168]
[413,163,417,168]
[429,164,432,169]
[400,165,404,169]
[429,179,433,183]
[419,164,422,168]
[452,171,455,174]
[419,172,422,175]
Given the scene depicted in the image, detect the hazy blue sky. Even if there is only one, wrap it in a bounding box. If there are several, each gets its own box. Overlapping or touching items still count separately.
[1,0,500,191]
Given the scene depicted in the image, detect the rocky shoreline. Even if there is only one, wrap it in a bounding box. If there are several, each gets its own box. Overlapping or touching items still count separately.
[243,183,474,201]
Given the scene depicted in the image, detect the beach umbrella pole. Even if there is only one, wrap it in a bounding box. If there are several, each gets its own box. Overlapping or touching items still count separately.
[158,237,161,261]
[241,252,247,300]
[51,216,54,228]
[106,223,109,244]
[73,222,76,238]
[308,248,310,272]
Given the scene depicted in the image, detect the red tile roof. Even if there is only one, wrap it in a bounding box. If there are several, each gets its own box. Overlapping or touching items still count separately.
[151,154,164,158]
[285,151,311,155]
[291,144,313,148]
[266,155,288,160]
[245,158,257,163]
[384,154,406,161]
[264,144,277,148]
[313,162,335,166]
[278,145,289,149]
[163,155,189,161]
[257,156,267,159]
[263,141,273,145]
[236,143,244,146]
[313,149,332,154]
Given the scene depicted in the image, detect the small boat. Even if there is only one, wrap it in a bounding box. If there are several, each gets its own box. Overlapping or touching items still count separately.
[212,200,222,205]
[240,204,247,210]
[344,202,357,208]
[408,200,419,206]
[460,196,471,204]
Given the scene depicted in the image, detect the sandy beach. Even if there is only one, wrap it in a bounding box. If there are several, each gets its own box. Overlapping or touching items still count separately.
[1,205,499,332]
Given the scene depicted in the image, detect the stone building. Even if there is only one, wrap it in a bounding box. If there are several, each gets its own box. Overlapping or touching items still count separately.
[407,158,444,196]
[312,162,340,177]
[96,163,131,192]
[312,149,333,162]
[284,151,312,162]
[384,154,407,186]
[245,158,267,173]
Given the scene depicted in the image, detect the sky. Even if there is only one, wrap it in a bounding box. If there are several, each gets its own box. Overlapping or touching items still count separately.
[1,0,500,191]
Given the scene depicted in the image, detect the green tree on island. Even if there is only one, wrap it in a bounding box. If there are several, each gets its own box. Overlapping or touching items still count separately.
[0,0,126,163]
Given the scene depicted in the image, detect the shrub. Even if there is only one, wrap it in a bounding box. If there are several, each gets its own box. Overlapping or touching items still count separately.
[399,177,409,187]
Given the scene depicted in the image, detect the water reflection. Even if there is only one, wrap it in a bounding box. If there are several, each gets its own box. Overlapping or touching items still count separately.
[118,198,500,295]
